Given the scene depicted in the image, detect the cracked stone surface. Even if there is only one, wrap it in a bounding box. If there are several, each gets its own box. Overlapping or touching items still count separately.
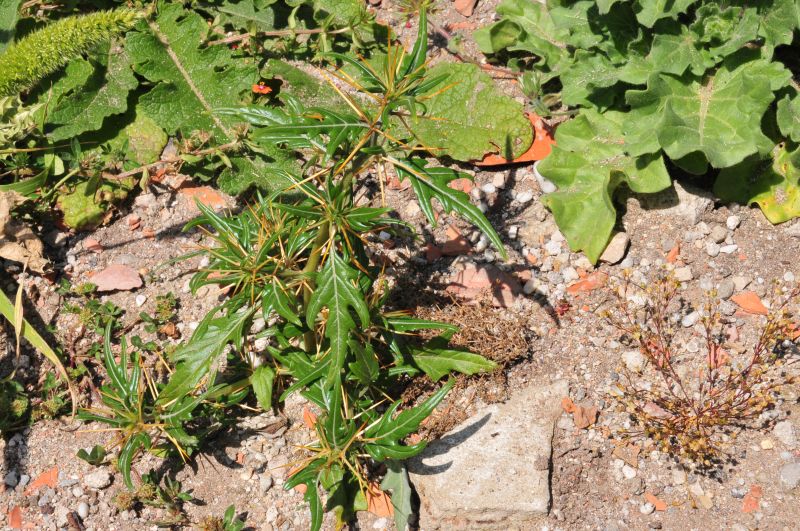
[409,379,568,530]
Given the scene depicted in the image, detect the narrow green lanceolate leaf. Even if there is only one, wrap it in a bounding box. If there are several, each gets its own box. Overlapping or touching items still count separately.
[305,480,323,531]
[251,365,275,410]
[380,460,413,531]
[392,158,507,259]
[714,145,800,224]
[306,250,370,387]
[538,109,671,263]
[157,308,254,405]
[366,378,454,441]
[384,316,459,334]
[119,432,151,489]
[411,345,496,381]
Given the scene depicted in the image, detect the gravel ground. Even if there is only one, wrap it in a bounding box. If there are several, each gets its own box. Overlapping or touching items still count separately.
[4,2,800,530]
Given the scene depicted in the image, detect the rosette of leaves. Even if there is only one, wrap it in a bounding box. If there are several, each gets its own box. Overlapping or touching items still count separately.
[477,0,800,262]
[144,13,503,529]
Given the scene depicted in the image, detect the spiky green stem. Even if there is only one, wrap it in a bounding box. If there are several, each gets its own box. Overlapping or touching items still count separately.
[0,9,142,97]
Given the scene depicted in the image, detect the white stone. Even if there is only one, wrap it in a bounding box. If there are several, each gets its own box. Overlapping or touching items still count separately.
[77,502,90,519]
[774,421,797,449]
[481,183,497,194]
[622,350,644,372]
[533,160,557,194]
[135,294,147,307]
[562,267,579,283]
[622,465,637,479]
[410,379,568,529]
[720,244,739,254]
[682,311,700,328]
[84,470,112,490]
[640,503,655,515]
[674,267,693,282]
[784,272,796,283]
[705,242,720,257]
[544,240,562,256]
[599,233,630,264]
[672,468,687,485]
[516,190,534,204]
[492,173,508,189]
[726,215,741,230]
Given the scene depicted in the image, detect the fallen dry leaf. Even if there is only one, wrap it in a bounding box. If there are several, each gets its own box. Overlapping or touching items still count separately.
[566,272,608,295]
[8,505,22,529]
[24,466,58,495]
[366,483,395,517]
[561,396,576,413]
[645,492,667,511]
[0,191,50,273]
[89,264,143,292]
[666,244,680,263]
[425,243,442,263]
[731,291,768,315]
[478,113,556,166]
[612,443,641,468]
[453,0,478,17]
[180,186,228,211]
[445,263,521,307]
[84,238,103,253]
[572,403,599,429]
[448,178,474,193]
[442,226,472,256]
[707,344,730,369]
[302,406,318,430]
[742,485,763,513]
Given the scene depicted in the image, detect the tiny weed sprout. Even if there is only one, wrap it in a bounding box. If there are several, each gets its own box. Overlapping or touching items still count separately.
[605,273,798,467]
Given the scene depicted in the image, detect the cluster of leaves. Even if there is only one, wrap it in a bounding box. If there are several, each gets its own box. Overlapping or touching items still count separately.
[76,13,507,530]
[605,273,797,466]
[477,0,800,262]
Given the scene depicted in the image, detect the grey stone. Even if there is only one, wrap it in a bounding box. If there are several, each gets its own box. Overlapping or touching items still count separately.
[709,225,727,243]
[410,379,568,529]
[726,215,741,230]
[600,233,630,264]
[774,421,797,449]
[639,181,714,225]
[682,311,700,328]
[705,242,720,257]
[732,276,751,291]
[779,462,800,490]
[83,470,113,490]
[720,244,739,254]
[717,280,735,300]
[674,267,693,282]
[622,351,644,372]
[4,470,19,487]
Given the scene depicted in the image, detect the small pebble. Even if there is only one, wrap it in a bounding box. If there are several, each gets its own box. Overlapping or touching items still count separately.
[717,279,735,300]
[516,190,533,204]
[681,311,700,328]
[720,244,739,254]
[674,266,693,282]
[784,271,796,283]
[726,215,741,230]
[709,225,727,243]
[761,439,775,450]
[705,242,720,257]
[4,470,19,488]
[481,183,497,194]
[622,465,637,479]
[640,502,655,515]
[779,462,800,490]
[77,502,90,519]
[135,294,147,307]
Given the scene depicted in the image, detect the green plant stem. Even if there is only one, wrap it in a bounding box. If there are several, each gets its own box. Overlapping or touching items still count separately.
[207,27,351,46]
[302,220,330,353]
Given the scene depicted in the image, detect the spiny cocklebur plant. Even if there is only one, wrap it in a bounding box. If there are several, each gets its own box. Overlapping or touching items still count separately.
[605,273,798,467]
[147,11,507,529]
[476,0,800,262]
[0,8,142,97]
